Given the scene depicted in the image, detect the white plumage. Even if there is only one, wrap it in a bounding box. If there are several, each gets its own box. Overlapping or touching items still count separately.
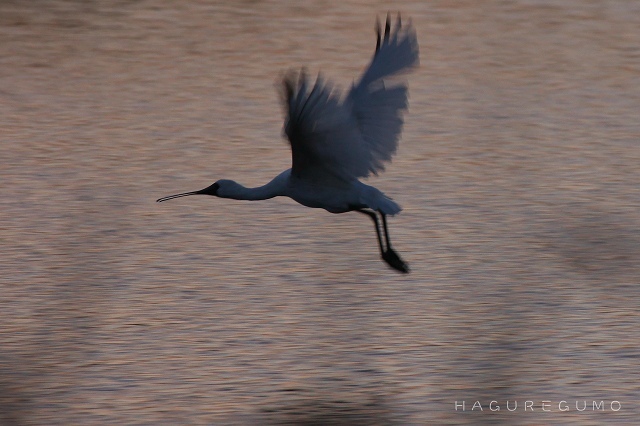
[158,14,419,273]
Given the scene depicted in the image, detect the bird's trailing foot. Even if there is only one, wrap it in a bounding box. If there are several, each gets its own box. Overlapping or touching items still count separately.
[382,248,410,273]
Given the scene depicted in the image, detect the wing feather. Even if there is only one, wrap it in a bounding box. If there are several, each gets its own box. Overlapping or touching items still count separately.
[347,13,419,176]
[280,15,419,182]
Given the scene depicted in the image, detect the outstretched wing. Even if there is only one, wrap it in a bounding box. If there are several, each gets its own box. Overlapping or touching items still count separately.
[281,14,419,183]
[282,70,368,183]
[347,14,419,175]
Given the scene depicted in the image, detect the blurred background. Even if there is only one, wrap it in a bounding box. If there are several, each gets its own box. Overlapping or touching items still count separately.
[1,0,639,424]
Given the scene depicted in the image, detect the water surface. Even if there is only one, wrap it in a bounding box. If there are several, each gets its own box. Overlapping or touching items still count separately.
[1,1,639,424]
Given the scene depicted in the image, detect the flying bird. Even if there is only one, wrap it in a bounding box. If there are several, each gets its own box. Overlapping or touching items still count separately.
[158,14,419,273]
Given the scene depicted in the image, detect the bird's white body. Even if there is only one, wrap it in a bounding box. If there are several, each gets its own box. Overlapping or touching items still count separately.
[158,14,418,272]
[216,168,401,215]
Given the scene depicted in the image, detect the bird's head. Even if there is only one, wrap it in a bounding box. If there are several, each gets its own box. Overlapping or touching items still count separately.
[156,180,237,202]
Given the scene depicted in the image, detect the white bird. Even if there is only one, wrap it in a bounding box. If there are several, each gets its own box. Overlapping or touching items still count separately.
[158,14,419,273]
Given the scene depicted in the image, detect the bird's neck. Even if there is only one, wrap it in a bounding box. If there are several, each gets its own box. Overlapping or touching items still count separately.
[223,171,289,201]
[230,184,278,201]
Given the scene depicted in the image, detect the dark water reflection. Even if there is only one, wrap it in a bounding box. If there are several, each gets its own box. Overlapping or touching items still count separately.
[1,1,639,424]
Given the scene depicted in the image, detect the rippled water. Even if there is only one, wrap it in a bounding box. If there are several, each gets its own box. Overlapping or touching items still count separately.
[2,1,639,424]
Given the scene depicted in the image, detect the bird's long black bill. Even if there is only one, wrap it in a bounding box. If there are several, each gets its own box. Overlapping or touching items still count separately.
[156,190,202,202]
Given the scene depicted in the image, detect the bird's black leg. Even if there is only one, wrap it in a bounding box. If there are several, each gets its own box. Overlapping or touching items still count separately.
[357,209,410,273]
[357,209,385,256]
[379,213,410,273]
[381,213,392,248]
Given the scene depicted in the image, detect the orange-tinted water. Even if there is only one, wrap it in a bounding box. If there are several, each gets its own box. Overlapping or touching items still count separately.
[1,1,639,424]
